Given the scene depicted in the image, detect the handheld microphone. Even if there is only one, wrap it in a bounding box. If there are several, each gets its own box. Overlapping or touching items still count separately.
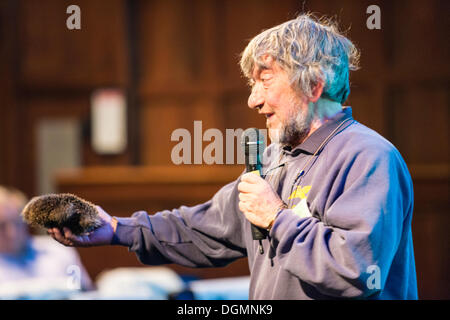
[241,128,267,254]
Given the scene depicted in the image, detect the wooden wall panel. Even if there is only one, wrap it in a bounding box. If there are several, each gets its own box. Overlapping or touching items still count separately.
[412,178,450,299]
[346,85,386,136]
[18,0,128,89]
[391,85,449,164]
[140,97,227,165]
[17,96,133,196]
[137,0,221,93]
[3,0,132,195]
[0,0,19,187]
[390,0,450,80]
[19,97,87,197]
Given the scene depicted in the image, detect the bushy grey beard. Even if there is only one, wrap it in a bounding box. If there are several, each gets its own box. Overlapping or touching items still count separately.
[269,105,313,148]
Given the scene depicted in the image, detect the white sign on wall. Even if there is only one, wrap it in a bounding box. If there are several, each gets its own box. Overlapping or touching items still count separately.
[91,89,127,155]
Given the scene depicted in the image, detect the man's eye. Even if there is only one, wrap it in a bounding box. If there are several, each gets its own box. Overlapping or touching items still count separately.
[262,78,271,87]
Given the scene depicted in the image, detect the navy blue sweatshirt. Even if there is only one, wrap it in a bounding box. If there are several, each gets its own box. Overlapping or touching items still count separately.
[112,107,418,299]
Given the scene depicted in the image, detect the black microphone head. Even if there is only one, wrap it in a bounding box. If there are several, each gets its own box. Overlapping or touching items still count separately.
[241,128,266,167]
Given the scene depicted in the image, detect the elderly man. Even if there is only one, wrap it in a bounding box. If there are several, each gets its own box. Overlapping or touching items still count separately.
[49,14,418,299]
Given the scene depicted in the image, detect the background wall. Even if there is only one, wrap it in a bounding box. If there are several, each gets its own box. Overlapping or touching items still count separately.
[0,0,448,299]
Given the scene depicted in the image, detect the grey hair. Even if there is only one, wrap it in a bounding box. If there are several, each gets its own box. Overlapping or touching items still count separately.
[240,13,360,104]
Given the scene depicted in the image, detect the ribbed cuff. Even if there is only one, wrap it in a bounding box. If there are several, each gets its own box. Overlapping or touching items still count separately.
[269,209,300,238]
[267,203,288,231]
[111,216,138,247]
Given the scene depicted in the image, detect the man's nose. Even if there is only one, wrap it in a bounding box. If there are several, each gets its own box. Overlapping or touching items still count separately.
[247,83,264,110]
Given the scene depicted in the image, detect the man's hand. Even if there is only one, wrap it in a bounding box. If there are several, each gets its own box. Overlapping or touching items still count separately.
[237,172,284,229]
[47,206,116,247]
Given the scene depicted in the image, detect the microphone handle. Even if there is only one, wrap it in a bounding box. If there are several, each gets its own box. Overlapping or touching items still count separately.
[246,164,268,241]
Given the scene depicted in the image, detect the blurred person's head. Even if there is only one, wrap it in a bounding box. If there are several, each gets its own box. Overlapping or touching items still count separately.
[0,186,29,255]
[240,13,360,147]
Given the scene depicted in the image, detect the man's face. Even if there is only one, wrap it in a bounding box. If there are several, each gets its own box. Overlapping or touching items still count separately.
[247,55,312,147]
[0,201,28,255]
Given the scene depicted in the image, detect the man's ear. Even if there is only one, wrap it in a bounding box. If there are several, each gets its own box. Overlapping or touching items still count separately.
[310,81,324,103]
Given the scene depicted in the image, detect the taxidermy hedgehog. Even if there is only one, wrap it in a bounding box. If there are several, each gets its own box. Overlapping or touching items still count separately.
[22,193,102,235]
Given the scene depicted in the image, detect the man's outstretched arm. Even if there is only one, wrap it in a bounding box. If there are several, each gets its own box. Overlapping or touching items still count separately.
[49,180,248,268]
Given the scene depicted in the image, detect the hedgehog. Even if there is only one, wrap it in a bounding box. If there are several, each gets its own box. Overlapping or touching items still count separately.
[21,193,102,235]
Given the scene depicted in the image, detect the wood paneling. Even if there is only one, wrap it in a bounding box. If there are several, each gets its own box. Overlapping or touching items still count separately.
[0,0,133,195]
[18,0,128,89]
[411,178,450,299]
[390,85,449,164]
[389,0,450,80]
[0,0,19,187]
